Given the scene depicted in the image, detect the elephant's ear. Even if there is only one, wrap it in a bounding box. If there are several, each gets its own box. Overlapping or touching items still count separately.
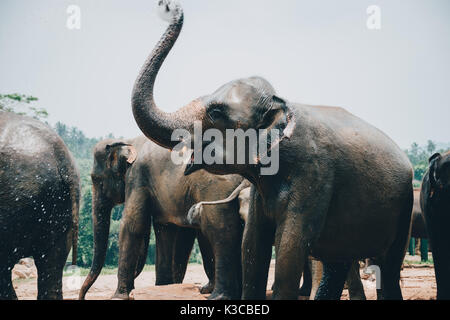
[258,95,287,130]
[428,152,441,198]
[126,146,138,164]
[106,143,137,174]
[258,95,296,141]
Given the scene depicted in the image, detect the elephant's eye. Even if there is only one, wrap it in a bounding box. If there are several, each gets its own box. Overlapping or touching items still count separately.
[207,105,226,123]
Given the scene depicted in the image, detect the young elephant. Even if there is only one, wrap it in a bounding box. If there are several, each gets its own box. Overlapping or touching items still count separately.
[420,151,450,300]
[188,181,366,300]
[130,1,413,300]
[78,136,245,300]
[0,112,80,300]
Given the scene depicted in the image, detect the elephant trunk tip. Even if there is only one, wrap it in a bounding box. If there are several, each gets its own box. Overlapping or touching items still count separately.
[157,0,183,23]
[78,273,97,300]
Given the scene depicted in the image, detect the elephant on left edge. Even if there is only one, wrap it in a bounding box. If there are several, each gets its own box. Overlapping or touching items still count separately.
[0,112,80,300]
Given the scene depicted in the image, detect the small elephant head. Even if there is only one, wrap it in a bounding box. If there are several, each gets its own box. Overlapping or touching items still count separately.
[428,152,450,198]
[91,140,137,205]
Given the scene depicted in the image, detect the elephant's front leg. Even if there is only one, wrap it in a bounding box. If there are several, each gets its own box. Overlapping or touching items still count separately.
[242,189,275,300]
[113,193,151,300]
[272,212,310,300]
[272,179,333,300]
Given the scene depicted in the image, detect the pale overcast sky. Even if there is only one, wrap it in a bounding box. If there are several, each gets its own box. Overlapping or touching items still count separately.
[1,0,449,148]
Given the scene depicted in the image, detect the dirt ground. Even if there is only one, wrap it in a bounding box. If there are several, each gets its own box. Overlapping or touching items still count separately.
[13,255,436,300]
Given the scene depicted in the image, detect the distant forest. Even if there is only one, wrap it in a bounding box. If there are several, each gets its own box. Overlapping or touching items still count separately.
[1,94,448,267]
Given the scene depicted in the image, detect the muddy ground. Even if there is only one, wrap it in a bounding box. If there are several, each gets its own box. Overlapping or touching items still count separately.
[13,255,436,300]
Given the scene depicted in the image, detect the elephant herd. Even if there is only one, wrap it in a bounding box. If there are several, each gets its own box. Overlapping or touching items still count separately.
[1,0,449,300]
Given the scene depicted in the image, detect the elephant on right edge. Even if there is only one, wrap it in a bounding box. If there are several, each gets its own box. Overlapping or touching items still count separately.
[420,151,450,300]
[188,180,366,300]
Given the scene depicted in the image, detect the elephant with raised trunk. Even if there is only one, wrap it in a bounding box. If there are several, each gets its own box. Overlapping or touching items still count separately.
[420,151,450,300]
[131,1,413,299]
[78,136,245,300]
[0,112,80,300]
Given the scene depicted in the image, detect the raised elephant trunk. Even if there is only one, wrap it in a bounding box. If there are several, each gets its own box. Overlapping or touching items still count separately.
[78,187,113,300]
[132,1,206,150]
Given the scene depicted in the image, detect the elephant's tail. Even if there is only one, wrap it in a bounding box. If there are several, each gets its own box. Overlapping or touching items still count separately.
[197,179,251,207]
[187,179,251,226]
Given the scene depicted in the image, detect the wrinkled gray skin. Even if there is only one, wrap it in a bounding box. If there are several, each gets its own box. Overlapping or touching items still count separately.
[420,152,450,300]
[78,136,244,300]
[0,112,80,300]
[188,182,366,300]
[131,2,413,299]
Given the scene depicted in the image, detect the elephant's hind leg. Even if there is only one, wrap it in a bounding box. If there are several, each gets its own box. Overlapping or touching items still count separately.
[298,258,312,297]
[378,194,413,300]
[346,261,366,300]
[35,235,70,300]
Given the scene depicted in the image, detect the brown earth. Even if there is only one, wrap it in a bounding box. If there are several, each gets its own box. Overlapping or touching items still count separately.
[13,255,436,300]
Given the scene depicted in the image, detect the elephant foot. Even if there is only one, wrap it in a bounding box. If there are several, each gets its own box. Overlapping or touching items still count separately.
[0,292,18,301]
[348,293,366,300]
[208,292,233,300]
[200,281,214,294]
[111,292,134,300]
[298,285,312,297]
[155,276,174,286]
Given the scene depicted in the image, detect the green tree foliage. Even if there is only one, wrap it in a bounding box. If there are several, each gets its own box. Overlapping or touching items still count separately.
[0,94,48,120]
[404,140,448,185]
